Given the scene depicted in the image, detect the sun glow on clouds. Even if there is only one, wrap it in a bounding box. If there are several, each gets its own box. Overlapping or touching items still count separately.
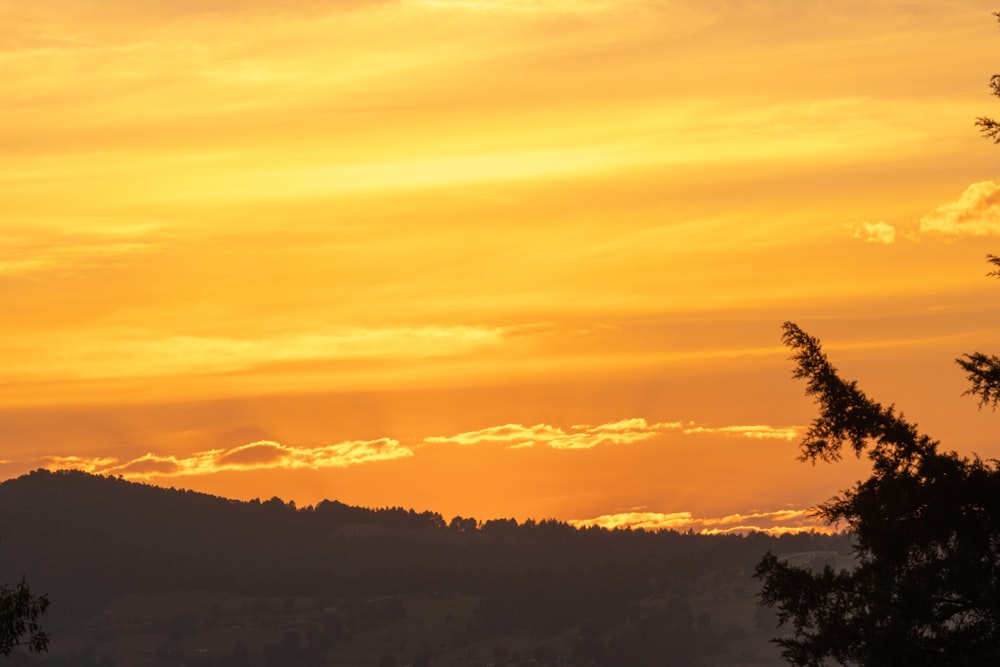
[849,182,1000,244]
[423,418,681,450]
[920,181,1000,238]
[32,416,799,480]
[569,508,826,536]
[681,424,797,441]
[44,439,411,480]
[424,418,798,449]
[5,0,998,529]
[848,221,897,245]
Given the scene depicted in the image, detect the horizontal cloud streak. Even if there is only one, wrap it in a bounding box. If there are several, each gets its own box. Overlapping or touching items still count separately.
[8,325,513,381]
[569,507,825,535]
[425,417,798,449]
[0,226,164,276]
[42,438,411,480]
[682,424,797,441]
[424,418,684,450]
[29,415,799,483]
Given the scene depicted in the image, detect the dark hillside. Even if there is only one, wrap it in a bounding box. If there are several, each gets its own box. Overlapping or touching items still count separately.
[0,470,853,666]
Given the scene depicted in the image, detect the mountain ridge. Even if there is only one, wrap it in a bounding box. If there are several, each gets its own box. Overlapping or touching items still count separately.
[0,469,849,665]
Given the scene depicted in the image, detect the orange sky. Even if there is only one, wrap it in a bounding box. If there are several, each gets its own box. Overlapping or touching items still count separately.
[4,0,1000,534]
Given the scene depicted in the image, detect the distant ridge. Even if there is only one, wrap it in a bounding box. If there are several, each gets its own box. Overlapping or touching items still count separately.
[0,469,850,666]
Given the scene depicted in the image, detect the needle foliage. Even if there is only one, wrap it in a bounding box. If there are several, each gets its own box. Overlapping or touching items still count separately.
[755,314,1000,666]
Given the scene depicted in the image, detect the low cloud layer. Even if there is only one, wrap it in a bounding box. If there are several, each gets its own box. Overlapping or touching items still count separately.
[568,507,824,535]
[424,418,797,449]
[33,416,799,486]
[43,438,411,480]
[423,418,682,450]
[681,424,797,441]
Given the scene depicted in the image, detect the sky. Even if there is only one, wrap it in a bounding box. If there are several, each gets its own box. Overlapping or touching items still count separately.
[3,0,1000,535]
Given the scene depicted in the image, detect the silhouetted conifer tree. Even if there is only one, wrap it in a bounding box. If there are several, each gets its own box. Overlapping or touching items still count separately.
[755,313,1000,665]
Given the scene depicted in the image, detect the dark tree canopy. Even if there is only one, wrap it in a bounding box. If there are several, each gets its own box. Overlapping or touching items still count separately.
[0,577,48,656]
[755,314,1000,666]
[758,17,1000,662]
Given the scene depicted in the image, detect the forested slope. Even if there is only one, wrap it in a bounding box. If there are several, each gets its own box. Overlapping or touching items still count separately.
[0,470,852,666]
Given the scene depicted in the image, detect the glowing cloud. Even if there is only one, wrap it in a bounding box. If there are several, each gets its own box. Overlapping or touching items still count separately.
[424,418,798,449]
[919,181,1000,238]
[43,455,120,473]
[569,511,697,531]
[40,438,411,480]
[847,182,1000,244]
[682,424,798,441]
[569,507,826,535]
[848,221,896,244]
[424,418,683,450]
[18,415,800,491]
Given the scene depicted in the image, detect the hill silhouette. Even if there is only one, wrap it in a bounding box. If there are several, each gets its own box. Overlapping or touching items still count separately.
[0,470,852,666]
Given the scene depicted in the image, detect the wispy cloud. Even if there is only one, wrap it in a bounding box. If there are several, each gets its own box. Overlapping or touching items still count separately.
[0,226,164,277]
[27,415,798,483]
[424,418,798,449]
[42,438,411,480]
[681,424,797,441]
[847,221,896,244]
[424,418,683,450]
[697,509,822,535]
[570,511,697,531]
[10,325,513,381]
[569,507,826,535]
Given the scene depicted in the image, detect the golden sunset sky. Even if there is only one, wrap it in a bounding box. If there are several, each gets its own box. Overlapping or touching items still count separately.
[4,0,1000,534]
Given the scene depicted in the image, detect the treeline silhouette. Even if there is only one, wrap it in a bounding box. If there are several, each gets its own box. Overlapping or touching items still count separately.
[0,470,851,666]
